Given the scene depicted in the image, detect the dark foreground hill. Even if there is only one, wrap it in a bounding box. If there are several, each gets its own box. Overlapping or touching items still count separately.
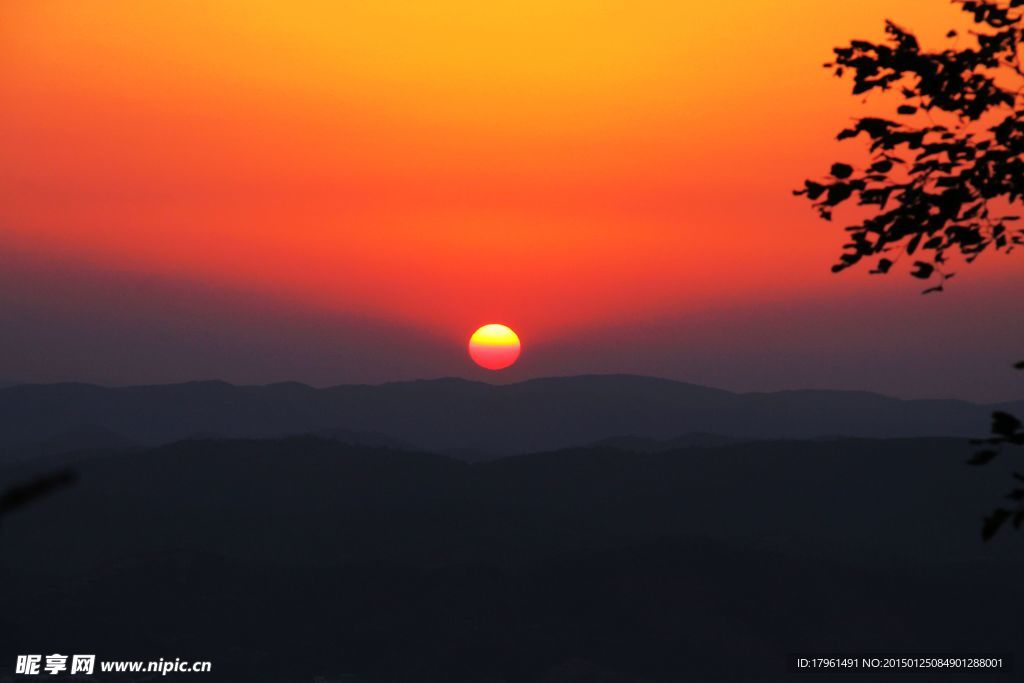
[1,375,1020,459]
[1,436,1021,681]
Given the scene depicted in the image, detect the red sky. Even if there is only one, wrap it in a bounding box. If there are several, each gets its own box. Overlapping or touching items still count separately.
[1,1,1021,398]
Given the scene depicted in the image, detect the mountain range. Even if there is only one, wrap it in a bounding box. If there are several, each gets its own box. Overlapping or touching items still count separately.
[1,374,1019,460]
[2,435,1021,681]
[3,374,1022,680]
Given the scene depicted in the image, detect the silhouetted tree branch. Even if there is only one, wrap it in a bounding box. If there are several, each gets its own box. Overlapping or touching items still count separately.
[970,361,1024,539]
[798,0,1024,539]
[0,470,77,520]
[796,0,1024,291]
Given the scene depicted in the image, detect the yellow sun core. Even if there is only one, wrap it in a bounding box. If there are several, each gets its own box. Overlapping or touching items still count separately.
[468,324,521,370]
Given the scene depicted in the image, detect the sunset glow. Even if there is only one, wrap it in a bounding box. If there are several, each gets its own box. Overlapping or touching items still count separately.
[1,1,1021,397]
[0,0,998,342]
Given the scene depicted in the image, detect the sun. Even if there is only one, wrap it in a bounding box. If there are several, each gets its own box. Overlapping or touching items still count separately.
[468,324,521,370]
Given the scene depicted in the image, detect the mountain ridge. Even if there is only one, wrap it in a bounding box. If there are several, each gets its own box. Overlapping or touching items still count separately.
[3,433,1022,680]
[1,374,1018,459]
[7,372,1018,403]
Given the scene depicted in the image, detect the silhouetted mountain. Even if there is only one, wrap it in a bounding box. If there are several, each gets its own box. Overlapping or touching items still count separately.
[0,375,1018,458]
[588,432,744,451]
[313,427,411,450]
[1,424,136,463]
[1,436,1020,681]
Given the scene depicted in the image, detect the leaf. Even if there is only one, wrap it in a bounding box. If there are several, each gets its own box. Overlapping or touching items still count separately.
[799,180,826,200]
[870,258,893,274]
[992,411,1023,437]
[969,449,998,465]
[831,163,854,178]
[982,508,1011,541]
[825,183,854,205]
[910,261,934,279]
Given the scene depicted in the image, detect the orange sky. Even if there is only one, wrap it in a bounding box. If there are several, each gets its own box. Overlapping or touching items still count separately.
[1,0,1018,350]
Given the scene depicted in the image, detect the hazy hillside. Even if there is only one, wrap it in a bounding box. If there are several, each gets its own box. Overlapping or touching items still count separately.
[1,436,1021,681]
[1,375,1018,459]
[588,432,745,451]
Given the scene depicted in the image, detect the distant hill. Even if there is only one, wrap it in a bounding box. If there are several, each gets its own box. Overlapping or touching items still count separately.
[588,432,745,451]
[0,375,1018,458]
[3,434,1020,568]
[2,424,137,463]
[2,436,1021,681]
[313,426,412,450]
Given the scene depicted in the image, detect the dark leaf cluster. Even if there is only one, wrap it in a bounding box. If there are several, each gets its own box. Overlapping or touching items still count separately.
[970,361,1024,539]
[796,0,1024,282]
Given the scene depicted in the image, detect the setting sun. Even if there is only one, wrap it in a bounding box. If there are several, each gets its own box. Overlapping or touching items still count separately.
[468,324,521,370]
